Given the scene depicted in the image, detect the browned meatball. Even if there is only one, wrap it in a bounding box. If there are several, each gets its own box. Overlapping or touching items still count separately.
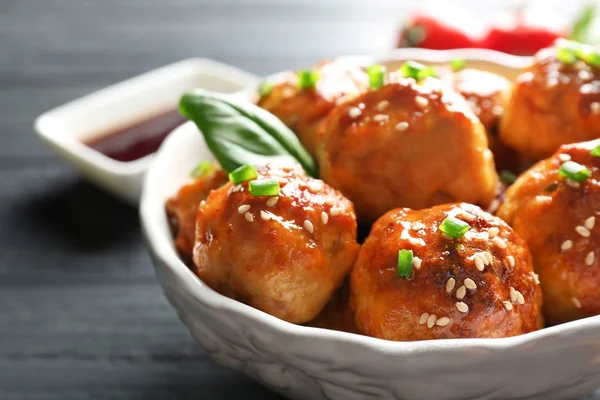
[437,66,520,172]
[351,203,543,341]
[500,42,600,161]
[318,74,499,222]
[497,139,600,324]
[257,59,369,157]
[165,166,228,258]
[193,163,361,324]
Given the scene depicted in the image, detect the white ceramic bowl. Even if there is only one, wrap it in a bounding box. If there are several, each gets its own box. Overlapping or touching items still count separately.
[140,49,600,400]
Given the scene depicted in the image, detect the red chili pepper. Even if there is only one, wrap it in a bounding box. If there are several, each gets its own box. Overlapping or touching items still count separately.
[397,4,485,50]
[483,5,568,55]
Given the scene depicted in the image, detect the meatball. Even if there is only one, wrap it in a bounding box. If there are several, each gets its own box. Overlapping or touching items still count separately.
[500,42,600,161]
[257,59,369,157]
[351,203,543,341]
[193,163,361,324]
[439,66,519,172]
[318,74,499,222]
[165,166,228,258]
[497,139,600,324]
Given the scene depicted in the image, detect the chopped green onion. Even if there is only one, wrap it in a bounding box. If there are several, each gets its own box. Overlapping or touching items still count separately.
[400,61,429,80]
[190,161,213,178]
[439,216,470,239]
[367,64,386,89]
[591,144,600,157]
[397,249,413,279]
[258,81,273,97]
[500,170,517,185]
[417,66,436,80]
[578,46,600,68]
[229,164,258,184]
[558,161,591,182]
[249,179,280,197]
[450,58,466,71]
[297,69,320,89]
[557,46,576,65]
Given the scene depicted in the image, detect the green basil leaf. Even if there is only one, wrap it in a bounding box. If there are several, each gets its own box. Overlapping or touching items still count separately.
[179,89,318,177]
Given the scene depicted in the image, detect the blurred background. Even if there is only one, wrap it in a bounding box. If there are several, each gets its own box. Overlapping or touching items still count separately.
[2,1,600,399]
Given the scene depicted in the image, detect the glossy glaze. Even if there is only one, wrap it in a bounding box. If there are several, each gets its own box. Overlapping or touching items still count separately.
[501,43,600,161]
[498,139,600,324]
[318,73,498,221]
[351,203,543,341]
[192,163,360,324]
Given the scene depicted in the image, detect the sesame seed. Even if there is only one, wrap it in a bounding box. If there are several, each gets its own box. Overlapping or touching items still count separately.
[412,256,422,270]
[575,225,591,237]
[592,102,600,115]
[579,70,593,81]
[585,251,595,265]
[266,197,279,207]
[458,212,476,222]
[456,286,467,300]
[510,287,518,303]
[492,105,503,116]
[303,220,314,233]
[307,181,323,193]
[473,255,485,271]
[516,291,525,305]
[373,114,389,122]
[348,106,362,119]
[507,255,515,267]
[238,205,251,214]
[483,252,493,265]
[455,302,469,313]
[330,207,342,216]
[321,211,329,225]
[436,317,450,327]
[488,227,499,238]
[200,200,206,207]
[561,76,571,84]
[566,179,581,188]
[561,240,573,251]
[395,122,409,131]
[547,78,558,88]
[464,278,477,290]
[585,216,596,230]
[503,301,513,311]
[408,237,426,247]
[415,96,429,108]
[412,222,426,231]
[558,153,572,162]
[260,211,271,221]
[376,100,389,111]
[531,272,540,285]
[492,236,507,249]
[572,297,582,308]
[244,212,254,222]
[419,313,429,325]
[446,278,456,293]
[427,314,437,328]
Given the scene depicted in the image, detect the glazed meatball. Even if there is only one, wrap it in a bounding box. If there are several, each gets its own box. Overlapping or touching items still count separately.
[165,166,228,257]
[193,163,361,324]
[351,203,543,341]
[318,74,499,222]
[439,66,518,172]
[497,139,600,324]
[500,41,600,161]
[257,59,369,157]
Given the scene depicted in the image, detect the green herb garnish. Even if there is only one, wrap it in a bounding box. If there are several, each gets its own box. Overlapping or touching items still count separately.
[591,144,600,157]
[451,58,466,71]
[397,249,414,279]
[367,64,386,89]
[190,161,213,178]
[258,81,273,97]
[400,60,435,81]
[249,179,280,196]
[439,216,470,239]
[558,161,591,182]
[229,164,258,184]
[297,69,320,89]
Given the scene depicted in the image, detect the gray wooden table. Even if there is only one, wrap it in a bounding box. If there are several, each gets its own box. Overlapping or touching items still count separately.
[1,0,599,399]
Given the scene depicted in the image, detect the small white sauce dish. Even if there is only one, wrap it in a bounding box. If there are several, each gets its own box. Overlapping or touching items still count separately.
[140,49,600,400]
[34,58,259,204]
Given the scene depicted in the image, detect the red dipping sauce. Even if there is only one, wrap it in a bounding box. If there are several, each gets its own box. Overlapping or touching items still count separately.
[85,110,187,162]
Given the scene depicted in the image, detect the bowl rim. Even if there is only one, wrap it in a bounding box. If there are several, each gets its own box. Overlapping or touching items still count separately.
[140,47,600,355]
